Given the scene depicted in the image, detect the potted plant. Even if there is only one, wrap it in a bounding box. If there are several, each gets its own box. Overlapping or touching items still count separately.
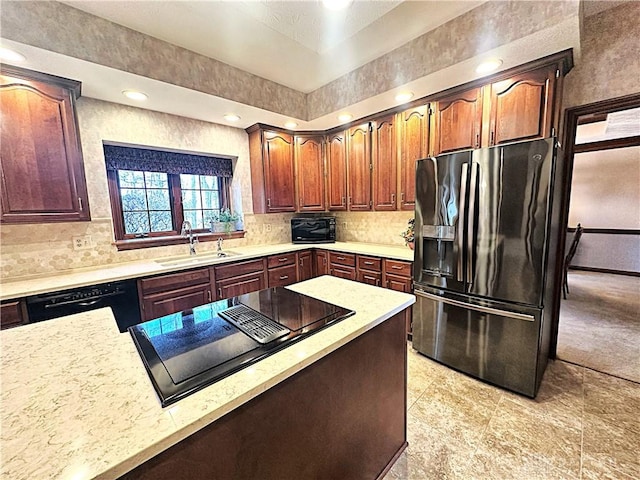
[213,208,242,233]
[401,218,415,250]
[209,212,226,233]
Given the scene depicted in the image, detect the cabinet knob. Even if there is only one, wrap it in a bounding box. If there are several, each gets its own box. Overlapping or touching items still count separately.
[267,198,271,208]
[342,196,345,206]
[391,193,395,203]
[475,134,480,148]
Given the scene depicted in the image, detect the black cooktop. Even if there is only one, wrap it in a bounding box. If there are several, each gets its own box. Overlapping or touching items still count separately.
[129,287,354,407]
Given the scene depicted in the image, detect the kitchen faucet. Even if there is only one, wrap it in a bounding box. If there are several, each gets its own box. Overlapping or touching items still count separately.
[180,220,198,255]
[217,237,223,253]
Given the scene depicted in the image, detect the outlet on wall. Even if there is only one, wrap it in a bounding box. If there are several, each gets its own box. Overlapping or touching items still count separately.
[342,222,347,230]
[72,235,93,250]
[265,224,272,233]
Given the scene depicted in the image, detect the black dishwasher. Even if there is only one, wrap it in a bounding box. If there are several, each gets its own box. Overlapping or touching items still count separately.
[26,279,141,332]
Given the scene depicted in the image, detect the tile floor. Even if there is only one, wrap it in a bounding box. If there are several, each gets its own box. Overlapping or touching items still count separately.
[384,347,640,479]
[557,270,640,383]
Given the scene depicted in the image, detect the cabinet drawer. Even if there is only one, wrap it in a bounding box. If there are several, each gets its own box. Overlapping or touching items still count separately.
[216,273,266,300]
[1,299,27,329]
[357,255,382,272]
[329,252,356,267]
[140,268,210,295]
[384,259,412,278]
[357,270,382,287]
[141,284,211,321]
[330,264,357,281]
[215,258,266,281]
[268,264,298,288]
[267,252,296,268]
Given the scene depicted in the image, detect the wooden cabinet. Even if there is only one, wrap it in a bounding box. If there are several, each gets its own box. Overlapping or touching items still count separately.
[214,258,267,300]
[248,126,296,213]
[326,132,348,211]
[328,252,357,280]
[267,252,297,288]
[486,66,557,146]
[372,115,397,211]
[138,268,212,322]
[1,299,28,330]
[346,123,372,211]
[383,259,413,336]
[0,65,90,224]
[315,250,329,276]
[297,250,314,282]
[431,87,483,156]
[295,136,325,212]
[398,105,429,211]
[356,255,382,287]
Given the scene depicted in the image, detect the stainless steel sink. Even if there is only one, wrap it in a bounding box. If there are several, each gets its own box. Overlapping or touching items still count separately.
[155,251,239,267]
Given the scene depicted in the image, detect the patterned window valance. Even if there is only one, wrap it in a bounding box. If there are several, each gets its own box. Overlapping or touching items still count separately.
[103,144,234,177]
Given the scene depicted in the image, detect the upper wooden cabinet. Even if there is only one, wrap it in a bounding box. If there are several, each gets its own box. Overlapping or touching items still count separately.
[0,65,90,223]
[371,115,397,211]
[295,135,325,212]
[326,133,348,211]
[486,66,557,146]
[398,105,429,211]
[431,87,484,156]
[347,123,372,211]
[248,126,296,213]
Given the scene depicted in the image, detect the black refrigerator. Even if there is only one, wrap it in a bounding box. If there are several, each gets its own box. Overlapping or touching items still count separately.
[412,137,560,397]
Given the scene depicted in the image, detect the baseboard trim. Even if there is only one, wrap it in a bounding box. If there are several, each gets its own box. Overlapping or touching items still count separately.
[569,266,640,277]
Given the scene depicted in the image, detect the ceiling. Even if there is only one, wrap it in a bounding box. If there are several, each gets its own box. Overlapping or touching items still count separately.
[2,1,605,130]
[59,0,483,93]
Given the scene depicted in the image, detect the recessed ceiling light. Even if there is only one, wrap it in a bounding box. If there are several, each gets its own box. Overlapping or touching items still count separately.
[395,92,414,103]
[476,59,503,75]
[338,113,353,123]
[322,0,352,11]
[284,121,298,129]
[0,47,26,63]
[224,113,241,122]
[122,90,148,101]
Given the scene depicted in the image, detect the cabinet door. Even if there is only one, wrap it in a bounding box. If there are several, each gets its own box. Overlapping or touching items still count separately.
[357,270,382,287]
[297,250,314,281]
[314,250,329,276]
[263,130,296,212]
[431,87,483,155]
[141,284,211,322]
[488,66,556,146]
[295,136,325,212]
[326,133,348,211]
[216,273,266,300]
[399,105,429,211]
[372,115,397,211]
[1,66,90,223]
[347,124,372,211]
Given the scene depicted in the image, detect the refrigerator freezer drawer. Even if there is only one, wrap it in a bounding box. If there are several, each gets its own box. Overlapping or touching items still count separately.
[412,288,541,397]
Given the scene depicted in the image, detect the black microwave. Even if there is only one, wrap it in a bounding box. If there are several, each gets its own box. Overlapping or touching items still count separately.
[291,217,336,244]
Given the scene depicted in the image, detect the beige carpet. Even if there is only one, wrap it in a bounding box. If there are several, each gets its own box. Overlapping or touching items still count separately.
[557,270,640,383]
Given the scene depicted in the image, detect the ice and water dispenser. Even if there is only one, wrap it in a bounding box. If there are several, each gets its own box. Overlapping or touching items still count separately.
[420,224,456,278]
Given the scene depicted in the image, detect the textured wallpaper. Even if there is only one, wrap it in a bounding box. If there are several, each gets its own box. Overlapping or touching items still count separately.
[563,1,640,109]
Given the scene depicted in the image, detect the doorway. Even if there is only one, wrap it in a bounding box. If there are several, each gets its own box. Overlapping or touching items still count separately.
[551,94,640,382]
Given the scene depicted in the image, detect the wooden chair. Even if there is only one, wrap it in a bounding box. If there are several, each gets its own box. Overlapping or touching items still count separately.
[563,223,584,299]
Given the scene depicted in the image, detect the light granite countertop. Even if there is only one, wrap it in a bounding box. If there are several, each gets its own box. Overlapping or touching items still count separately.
[0,242,414,301]
[0,276,415,480]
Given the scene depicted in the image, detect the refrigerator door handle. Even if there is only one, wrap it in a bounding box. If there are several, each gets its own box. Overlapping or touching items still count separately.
[456,163,469,282]
[414,288,535,322]
[466,161,479,285]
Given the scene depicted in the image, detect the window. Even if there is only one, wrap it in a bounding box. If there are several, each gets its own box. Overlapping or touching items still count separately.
[104,144,240,249]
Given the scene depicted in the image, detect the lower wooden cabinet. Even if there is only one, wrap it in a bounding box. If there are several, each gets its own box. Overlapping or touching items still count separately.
[314,250,329,276]
[267,253,297,288]
[328,252,356,280]
[356,255,382,287]
[214,258,267,300]
[138,268,212,322]
[297,250,314,281]
[383,259,414,336]
[1,299,28,329]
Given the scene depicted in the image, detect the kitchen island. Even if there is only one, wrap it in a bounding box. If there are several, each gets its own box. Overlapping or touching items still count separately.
[0,276,414,480]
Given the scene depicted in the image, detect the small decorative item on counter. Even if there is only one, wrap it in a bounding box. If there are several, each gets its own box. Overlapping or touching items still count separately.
[401,218,415,250]
[211,209,242,233]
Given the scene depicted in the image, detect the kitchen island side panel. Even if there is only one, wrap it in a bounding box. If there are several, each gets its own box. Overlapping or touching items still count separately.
[120,312,408,480]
